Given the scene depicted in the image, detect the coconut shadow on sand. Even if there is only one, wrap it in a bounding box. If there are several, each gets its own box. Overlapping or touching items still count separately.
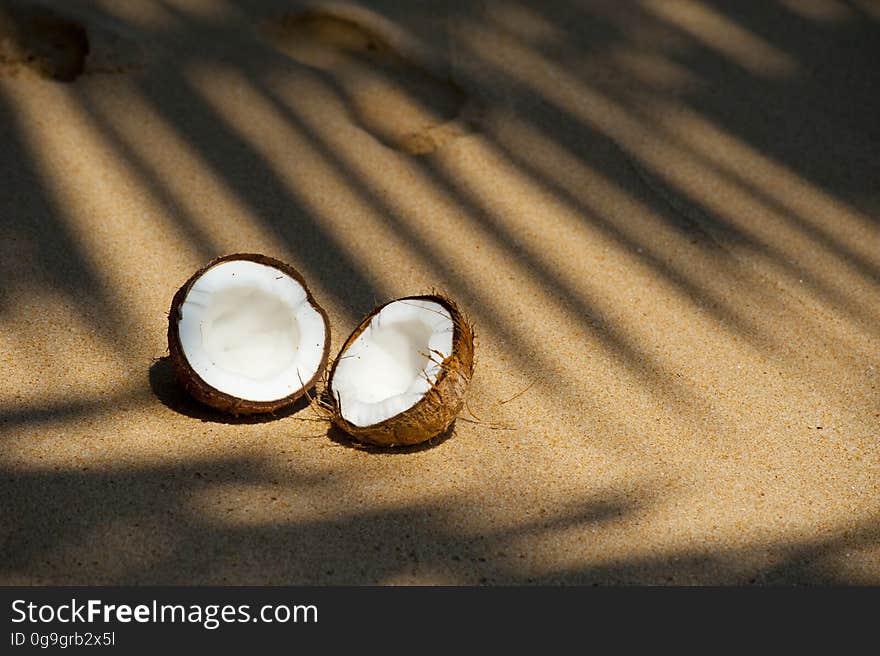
[325,422,456,454]
[149,356,456,451]
[149,356,312,425]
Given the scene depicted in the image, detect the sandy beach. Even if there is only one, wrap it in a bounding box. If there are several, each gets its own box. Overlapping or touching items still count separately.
[1,0,878,584]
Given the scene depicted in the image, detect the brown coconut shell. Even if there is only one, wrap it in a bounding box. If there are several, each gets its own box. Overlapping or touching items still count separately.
[167,253,331,415]
[328,294,474,446]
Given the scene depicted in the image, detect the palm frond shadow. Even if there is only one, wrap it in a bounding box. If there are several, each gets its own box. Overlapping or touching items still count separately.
[0,0,877,585]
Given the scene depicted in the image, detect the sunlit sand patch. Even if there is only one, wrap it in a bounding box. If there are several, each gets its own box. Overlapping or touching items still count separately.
[0,83,206,347]
[777,0,855,23]
[622,102,880,334]
[185,62,417,308]
[477,113,745,314]
[285,88,652,406]
[606,47,703,91]
[0,290,133,404]
[270,57,838,457]
[451,19,880,476]
[640,0,798,77]
[0,404,317,469]
[645,101,879,255]
[83,80,280,257]
[260,8,475,155]
[93,0,175,31]
[267,72,633,373]
[161,0,242,23]
[458,21,880,346]
[489,2,565,46]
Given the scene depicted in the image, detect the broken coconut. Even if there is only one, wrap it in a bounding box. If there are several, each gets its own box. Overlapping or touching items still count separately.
[328,295,474,446]
[167,253,330,414]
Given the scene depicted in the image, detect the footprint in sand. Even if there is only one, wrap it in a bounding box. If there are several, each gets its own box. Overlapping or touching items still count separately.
[262,11,476,155]
[0,4,89,81]
[0,3,142,82]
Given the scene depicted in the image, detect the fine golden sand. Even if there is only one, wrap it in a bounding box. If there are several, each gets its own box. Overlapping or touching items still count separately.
[1,0,878,584]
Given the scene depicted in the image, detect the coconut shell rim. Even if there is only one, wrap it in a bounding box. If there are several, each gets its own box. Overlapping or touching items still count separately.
[167,253,331,415]
[328,293,474,443]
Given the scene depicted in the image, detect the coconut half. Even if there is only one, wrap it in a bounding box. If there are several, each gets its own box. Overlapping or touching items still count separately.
[167,254,330,414]
[328,295,474,446]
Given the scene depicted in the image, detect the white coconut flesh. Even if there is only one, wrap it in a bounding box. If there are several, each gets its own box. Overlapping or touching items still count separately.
[177,260,327,402]
[332,299,455,427]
